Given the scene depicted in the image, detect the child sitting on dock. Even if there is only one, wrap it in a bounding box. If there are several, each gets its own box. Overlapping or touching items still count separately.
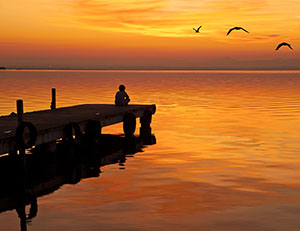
[115,85,130,106]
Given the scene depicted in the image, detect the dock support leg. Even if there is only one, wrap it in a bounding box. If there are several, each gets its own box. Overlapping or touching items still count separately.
[16,99,27,174]
[140,110,152,138]
[123,113,136,138]
[19,148,26,168]
[84,120,102,144]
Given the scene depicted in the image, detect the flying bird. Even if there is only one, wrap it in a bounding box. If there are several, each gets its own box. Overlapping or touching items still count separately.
[227,27,249,36]
[193,26,202,33]
[275,42,293,51]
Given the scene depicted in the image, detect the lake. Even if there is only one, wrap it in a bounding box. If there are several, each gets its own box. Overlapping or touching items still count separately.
[0,70,300,231]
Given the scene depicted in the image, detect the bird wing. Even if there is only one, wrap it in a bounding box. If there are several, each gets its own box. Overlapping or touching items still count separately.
[197,26,202,30]
[275,43,283,50]
[227,28,234,36]
[287,44,294,50]
[193,28,196,32]
[241,27,249,33]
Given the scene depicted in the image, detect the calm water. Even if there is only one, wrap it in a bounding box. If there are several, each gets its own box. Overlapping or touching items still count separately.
[1,70,300,230]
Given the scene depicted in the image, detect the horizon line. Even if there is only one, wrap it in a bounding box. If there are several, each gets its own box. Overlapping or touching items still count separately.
[1,67,300,71]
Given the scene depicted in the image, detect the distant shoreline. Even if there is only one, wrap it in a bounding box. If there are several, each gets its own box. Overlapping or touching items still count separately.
[1,68,300,71]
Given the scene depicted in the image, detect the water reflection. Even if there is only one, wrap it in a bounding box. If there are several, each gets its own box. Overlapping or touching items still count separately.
[0,134,156,231]
[1,70,300,230]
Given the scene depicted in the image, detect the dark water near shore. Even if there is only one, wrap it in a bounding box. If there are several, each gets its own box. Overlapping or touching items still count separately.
[1,70,300,230]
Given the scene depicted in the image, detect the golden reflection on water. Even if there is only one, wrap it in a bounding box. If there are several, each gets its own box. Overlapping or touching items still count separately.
[1,70,300,230]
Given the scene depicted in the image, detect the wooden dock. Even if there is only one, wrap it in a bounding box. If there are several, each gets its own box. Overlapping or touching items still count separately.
[0,104,156,155]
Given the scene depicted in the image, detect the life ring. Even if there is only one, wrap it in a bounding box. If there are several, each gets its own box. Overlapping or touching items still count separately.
[15,122,37,149]
[64,122,82,141]
[123,113,136,137]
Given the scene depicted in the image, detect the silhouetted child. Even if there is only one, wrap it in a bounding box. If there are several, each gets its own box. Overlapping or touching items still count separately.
[115,85,130,106]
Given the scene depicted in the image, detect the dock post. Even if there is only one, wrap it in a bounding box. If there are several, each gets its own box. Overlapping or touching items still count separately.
[17,99,24,124]
[51,88,56,110]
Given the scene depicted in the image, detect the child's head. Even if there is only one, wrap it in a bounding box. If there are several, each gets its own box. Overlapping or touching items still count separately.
[119,85,126,91]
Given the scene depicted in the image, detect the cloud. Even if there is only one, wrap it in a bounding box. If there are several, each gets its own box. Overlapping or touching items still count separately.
[49,0,298,42]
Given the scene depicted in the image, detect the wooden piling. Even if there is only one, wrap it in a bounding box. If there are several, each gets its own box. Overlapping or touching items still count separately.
[17,99,24,125]
[51,88,56,110]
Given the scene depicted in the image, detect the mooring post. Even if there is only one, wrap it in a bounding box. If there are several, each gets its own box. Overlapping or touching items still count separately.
[51,88,56,110]
[17,99,24,125]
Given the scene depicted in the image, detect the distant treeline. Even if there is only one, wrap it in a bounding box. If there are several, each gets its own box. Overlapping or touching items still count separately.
[0,67,6,70]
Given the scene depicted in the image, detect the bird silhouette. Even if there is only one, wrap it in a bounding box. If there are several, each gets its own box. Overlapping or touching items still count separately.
[193,26,202,33]
[227,27,249,36]
[275,42,293,51]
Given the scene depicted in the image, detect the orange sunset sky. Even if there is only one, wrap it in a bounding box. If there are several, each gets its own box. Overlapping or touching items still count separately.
[1,0,300,69]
